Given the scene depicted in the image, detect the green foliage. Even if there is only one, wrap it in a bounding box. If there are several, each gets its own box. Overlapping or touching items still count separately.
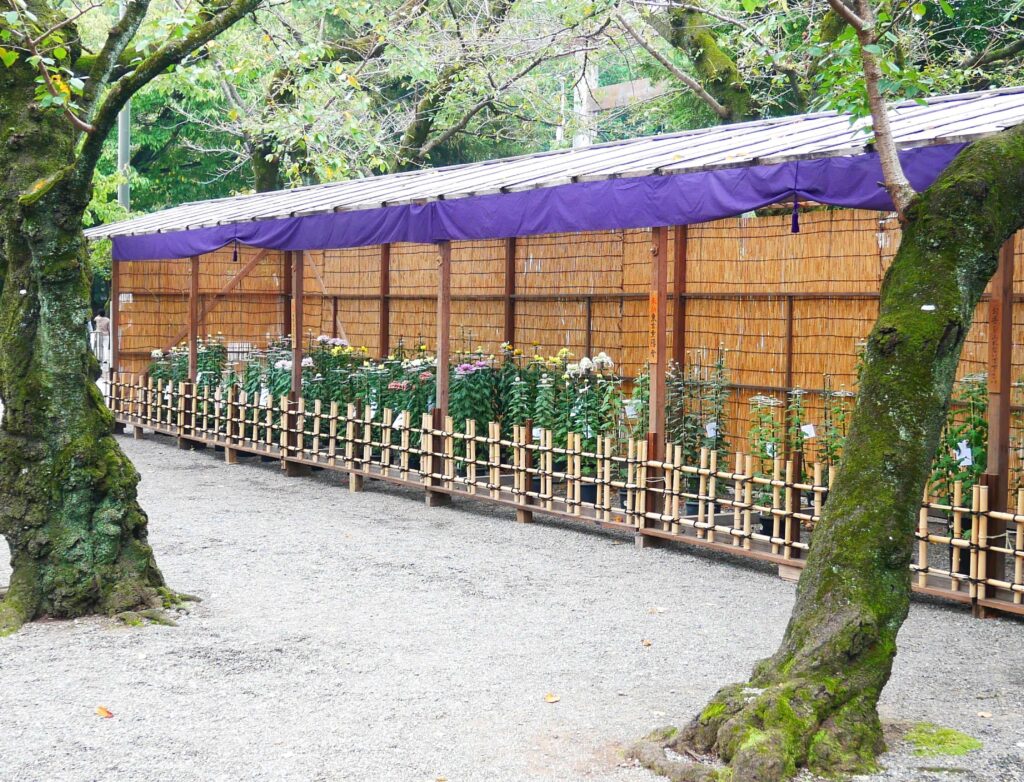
[930,374,988,507]
[749,394,783,506]
[820,375,854,467]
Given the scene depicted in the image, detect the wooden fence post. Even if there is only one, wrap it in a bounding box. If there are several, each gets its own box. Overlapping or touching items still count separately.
[285,250,311,478]
[427,240,452,506]
[978,237,1014,617]
[504,237,516,346]
[672,225,687,368]
[188,254,200,381]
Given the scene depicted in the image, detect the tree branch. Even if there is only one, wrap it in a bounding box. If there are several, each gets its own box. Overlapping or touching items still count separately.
[74,0,264,187]
[839,0,914,217]
[826,0,867,32]
[78,0,151,118]
[615,12,729,119]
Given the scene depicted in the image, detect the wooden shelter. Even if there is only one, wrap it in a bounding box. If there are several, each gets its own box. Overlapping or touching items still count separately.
[89,87,1024,618]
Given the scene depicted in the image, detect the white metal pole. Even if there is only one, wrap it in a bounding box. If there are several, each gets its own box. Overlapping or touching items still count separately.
[116,0,131,210]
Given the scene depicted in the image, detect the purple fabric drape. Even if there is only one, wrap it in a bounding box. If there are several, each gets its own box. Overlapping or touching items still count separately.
[111,144,966,261]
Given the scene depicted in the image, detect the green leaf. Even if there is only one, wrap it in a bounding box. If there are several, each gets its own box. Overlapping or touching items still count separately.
[2,11,18,25]
[52,45,67,60]
[912,2,927,17]
[938,0,955,17]
[0,47,16,68]
[862,43,883,55]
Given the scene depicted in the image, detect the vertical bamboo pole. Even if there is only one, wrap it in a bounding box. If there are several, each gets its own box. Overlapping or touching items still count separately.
[979,237,1014,616]
[504,237,516,346]
[188,254,199,381]
[672,225,687,369]
[110,255,120,376]
[379,243,391,357]
[648,226,668,459]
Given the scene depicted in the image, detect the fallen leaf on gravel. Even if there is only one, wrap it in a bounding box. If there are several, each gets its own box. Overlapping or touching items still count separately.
[95,706,114,719]
[642,639,653,647]
[648,606,667,615]
[544,693,560,704]
[977,711,992,718]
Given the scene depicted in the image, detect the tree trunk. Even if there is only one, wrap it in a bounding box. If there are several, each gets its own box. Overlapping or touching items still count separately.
[0,32,167,635]
[633,127,1024,781]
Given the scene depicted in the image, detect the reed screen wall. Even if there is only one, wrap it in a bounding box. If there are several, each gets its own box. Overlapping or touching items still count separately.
[113,208,1024,465]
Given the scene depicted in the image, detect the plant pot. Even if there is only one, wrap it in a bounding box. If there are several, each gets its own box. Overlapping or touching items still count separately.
[619,488,631,511]
[758,513,774,537]
[531,475,542,495]
[580,482,597,504]
[391,452,421,471]
[685,500,700,516]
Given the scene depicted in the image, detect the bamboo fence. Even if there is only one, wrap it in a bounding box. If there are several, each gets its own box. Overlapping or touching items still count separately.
[107,373,1024,618]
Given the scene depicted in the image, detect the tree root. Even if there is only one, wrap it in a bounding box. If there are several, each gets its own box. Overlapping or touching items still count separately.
[115,608,178,627]
[634,679,884,782]
[0,599,28,637]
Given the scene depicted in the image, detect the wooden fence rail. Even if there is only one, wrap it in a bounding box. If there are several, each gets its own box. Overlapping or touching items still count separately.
[108,373,1024,619]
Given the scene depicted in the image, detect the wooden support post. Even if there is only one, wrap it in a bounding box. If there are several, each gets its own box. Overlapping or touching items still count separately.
[436,240,452,416]
[979,237,1014,616]
[284,250,312,478]
[379,243,391,357]
[648,226,668,461]
[426,241,453,507]
[584,296,593,358]
[282,250,293,340]
[331,296,339,340]
[291,250,304,394]
[504,237,516,346]
[187,254,200,381]
[672,225,687,368]
[110,255,120,375]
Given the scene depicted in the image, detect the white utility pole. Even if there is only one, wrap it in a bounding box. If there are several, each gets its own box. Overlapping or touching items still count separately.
[116,0,131,210]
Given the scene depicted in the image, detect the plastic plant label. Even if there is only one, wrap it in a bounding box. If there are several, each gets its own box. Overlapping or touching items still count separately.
[801,423,816,439]
[705,420,718,438]
[392,412,405,429]
[369,404,378,419]
[956,440,973,467]
[623,400,639,419]
[532,426,543,439]
[765,442,776,457]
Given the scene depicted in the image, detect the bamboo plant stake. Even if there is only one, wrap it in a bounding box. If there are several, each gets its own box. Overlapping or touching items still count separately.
[743,453,754,551]
[489,421,501,499]
[977,484,990,602]
[784,459,795,561]
[670,445,682,535]
[771,457,782,555]
[697,447,709,539]
[917,487,930,588]
[953,480,964,591]
[709,449,719,542]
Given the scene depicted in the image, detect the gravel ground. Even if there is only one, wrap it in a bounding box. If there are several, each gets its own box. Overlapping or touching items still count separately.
[1,435,1022,782]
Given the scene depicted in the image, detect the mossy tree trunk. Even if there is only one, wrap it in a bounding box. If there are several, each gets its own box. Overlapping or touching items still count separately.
[634,126,1024,781]
[0,0,263,634]
[0,26,167,636]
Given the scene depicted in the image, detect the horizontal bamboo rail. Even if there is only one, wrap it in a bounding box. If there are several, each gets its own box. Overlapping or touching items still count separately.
[108,372,1024,619]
